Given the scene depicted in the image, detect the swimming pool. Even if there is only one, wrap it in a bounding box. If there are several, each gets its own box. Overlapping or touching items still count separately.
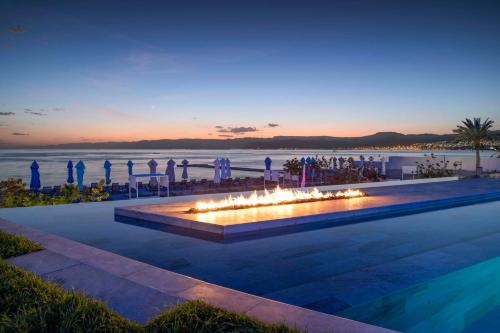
[338,255,500,332]
[1,180,499,331]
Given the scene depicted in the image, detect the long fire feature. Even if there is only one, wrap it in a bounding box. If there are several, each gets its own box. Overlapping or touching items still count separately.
[187,186,365,213]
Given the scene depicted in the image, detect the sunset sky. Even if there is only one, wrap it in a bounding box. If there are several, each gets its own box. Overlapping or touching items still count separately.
[1,0,499,146]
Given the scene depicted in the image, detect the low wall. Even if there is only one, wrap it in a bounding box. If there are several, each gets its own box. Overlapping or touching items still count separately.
[386,156,500,172]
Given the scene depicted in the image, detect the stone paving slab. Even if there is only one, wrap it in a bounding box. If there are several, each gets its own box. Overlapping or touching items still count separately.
[0,218,394,332]
[8,250,80,275]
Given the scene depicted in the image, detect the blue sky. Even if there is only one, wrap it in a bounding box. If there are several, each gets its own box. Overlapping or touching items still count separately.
[0,0,499,145]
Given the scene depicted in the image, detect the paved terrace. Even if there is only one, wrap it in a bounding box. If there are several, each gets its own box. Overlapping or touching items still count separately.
[0,178,499,329]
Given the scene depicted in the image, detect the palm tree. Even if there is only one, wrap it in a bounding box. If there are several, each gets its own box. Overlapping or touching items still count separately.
[453,117,495,177]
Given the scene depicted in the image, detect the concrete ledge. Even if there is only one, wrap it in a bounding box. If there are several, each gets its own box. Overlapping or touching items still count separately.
[0,218,395,332]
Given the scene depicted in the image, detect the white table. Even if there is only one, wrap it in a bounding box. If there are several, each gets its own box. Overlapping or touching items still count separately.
[129,173,169,199]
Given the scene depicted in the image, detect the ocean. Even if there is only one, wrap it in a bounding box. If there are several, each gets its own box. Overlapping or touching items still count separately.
[0,149,483,187]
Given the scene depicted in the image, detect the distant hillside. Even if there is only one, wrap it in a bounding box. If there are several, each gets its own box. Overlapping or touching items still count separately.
[23,131,499,150]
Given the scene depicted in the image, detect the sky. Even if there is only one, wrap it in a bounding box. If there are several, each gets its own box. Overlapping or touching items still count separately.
[0,0,499,146]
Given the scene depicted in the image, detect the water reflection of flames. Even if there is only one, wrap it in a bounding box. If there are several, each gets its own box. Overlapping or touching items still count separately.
[188,186,365,213]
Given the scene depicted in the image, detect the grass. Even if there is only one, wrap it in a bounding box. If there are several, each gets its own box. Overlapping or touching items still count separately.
[0,230,42,259]
[0,230,302,333]
[146,300,296,333]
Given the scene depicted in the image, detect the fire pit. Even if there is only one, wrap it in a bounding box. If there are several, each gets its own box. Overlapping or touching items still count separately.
[115,186,370,241]
[187,187,365,213]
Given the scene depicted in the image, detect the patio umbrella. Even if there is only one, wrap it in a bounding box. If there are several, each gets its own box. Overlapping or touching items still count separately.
[67,160,74,184]
[148,159,158,187]
[30,161,41,191]
[265,157,272,170]
[305,157,312,177]
[380,156,386,176]
[225,158,231,178]
[166,159,176,183]
[213,158,221,184]
[127,160,134,176]
[181,159,189,180]
[104,160,112,185]
[75,160,85,191]
[300,163,306,188]
[310,157,316,179]
[220,158,227,179]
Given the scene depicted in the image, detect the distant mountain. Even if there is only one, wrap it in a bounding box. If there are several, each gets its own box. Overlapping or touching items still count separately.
[20,130,498,150]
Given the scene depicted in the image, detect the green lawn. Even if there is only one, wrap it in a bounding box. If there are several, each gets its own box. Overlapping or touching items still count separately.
[0,230,42,259]
[0,230,301,332]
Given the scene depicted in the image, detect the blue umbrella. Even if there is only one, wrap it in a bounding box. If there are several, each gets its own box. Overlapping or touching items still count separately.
[30,161,41,191]
[265,157,272,170]
[104,160,112,185]
[225,158,231,178]
[75,160,85,191]
[300,157,306,166]
[127,160,134,176]
[220,158,227,179]
[181,159,189,180]
[67,160,74,184]
[311,157,317,178]
[305,157,312,177]
[166,159,176,183]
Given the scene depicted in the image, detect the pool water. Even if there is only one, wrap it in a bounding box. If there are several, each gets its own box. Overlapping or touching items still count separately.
[1,180,499,332]
[338,255,500,332]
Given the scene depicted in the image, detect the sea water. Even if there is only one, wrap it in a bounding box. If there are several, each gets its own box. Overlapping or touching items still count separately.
[0,149,481,186]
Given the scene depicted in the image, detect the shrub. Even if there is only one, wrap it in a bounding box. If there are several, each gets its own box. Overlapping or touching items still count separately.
[416,156,454,178]
[283,158,302,176]
[146,300,299,333]
[0,178,109,208]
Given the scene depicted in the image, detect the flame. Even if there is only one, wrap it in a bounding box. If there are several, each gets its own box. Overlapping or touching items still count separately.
[188,187,365,213]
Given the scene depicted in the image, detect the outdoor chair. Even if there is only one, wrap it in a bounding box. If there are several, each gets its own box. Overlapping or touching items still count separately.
[128,176,138,199]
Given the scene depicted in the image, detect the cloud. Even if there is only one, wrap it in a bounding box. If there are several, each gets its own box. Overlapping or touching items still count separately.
[229,126,258,134]
[218,134,234,138]
[216,126,258,135]
[24,110,47,116]
[0,112,15,116]
[9,25,25,34]
[12,132,28,136]
[267,123,279,127]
